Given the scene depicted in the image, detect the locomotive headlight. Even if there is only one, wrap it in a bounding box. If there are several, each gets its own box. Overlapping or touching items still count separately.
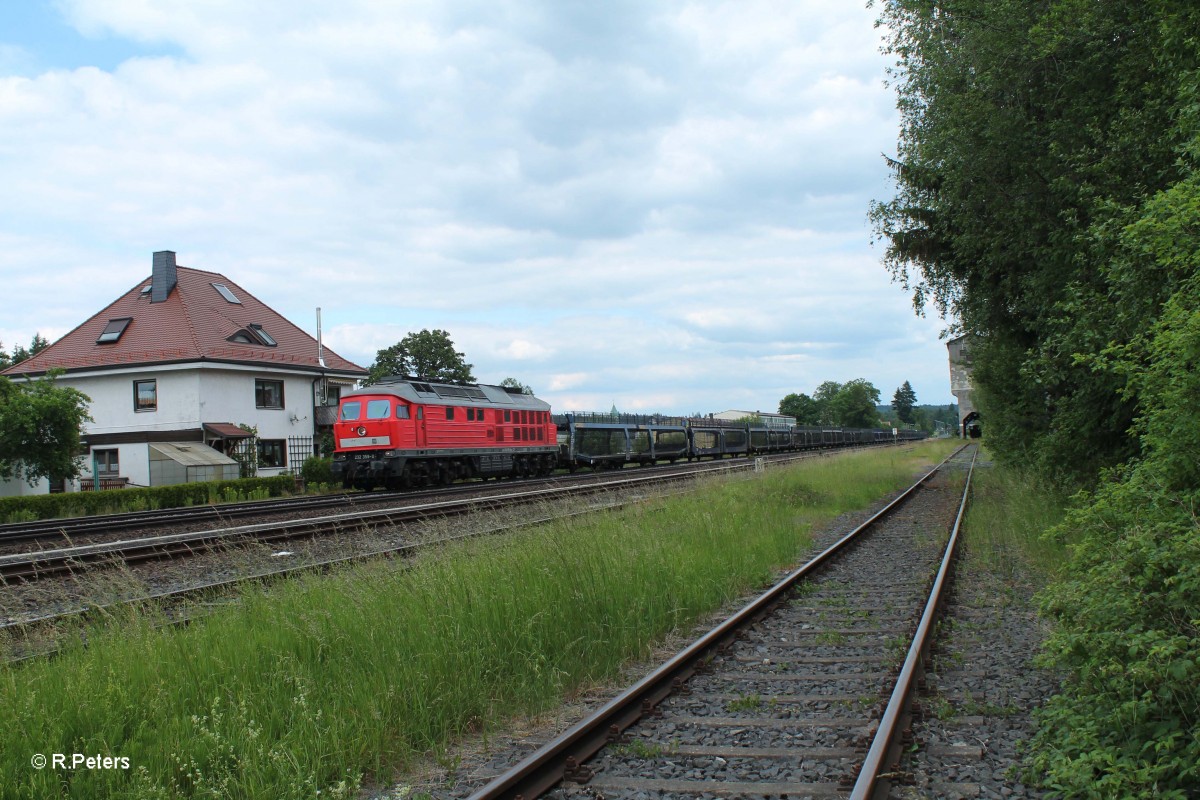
[356,426,367,436]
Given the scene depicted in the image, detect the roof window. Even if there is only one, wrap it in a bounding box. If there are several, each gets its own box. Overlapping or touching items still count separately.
[227,324,277,348]
[248,324,276,346]
[97,317,132,344]
[212,283,241,304]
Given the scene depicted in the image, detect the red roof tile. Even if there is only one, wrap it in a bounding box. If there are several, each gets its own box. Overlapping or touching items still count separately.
[3,264,367,378]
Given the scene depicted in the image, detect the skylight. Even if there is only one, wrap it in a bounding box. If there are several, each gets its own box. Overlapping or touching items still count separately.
[212,283,241,304]
[97,317,132,344]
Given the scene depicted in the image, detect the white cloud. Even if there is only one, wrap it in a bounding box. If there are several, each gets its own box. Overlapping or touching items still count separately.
[0,1,957,412]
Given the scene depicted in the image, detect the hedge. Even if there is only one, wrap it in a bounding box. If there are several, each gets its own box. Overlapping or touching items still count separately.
[0,475,298,523]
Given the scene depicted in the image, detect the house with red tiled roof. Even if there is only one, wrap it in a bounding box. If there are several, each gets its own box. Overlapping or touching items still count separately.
[1,251,368,495]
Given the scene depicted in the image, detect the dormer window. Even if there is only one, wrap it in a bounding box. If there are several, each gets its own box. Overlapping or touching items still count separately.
[97,317,132,344]
[248,324,276,346]
[227,324,277,347]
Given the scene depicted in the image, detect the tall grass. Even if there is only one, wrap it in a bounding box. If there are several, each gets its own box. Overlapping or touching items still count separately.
[0,442,954,799]
[962,449,1073,581]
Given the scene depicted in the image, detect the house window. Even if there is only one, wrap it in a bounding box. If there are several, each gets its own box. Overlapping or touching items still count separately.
[257,439,286,468]
[134,379,157,412]
[255,379,284,409]
[94,449,119,476]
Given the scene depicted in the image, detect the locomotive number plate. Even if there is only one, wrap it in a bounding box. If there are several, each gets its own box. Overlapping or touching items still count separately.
[339,436,392,448]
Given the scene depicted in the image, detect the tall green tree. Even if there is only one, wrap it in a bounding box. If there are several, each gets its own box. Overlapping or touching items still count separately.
[870,0,1196,486]
[812,381,841,425]
[829,379,881,428]
[0,374,91,485]
[891,381,917,424]
[778,392,819,424]
[367,329,475,385]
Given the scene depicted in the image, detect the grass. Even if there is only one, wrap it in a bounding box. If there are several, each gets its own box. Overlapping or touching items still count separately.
[962,447,1074,581]
[0,440,957,799]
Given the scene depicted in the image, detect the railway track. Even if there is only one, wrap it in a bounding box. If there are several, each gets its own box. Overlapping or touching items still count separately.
[462,444,977,800]
[0,442,927,666]
[0,444,894,554]
[0,444,904,584]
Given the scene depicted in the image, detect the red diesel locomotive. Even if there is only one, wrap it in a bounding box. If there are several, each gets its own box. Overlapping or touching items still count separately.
[330,378,558,489]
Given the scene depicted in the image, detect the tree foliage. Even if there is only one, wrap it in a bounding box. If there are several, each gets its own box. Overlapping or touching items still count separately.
[873,0,1200,793]
[779,380,881,428]
[0,374,91,485]
[0,334,50,370]
[891,380,917,424]
[829,379,881,428]
[871,0,1196,486]
[499,377,534,395]
[778,392,819,424]
[367,329,475,385]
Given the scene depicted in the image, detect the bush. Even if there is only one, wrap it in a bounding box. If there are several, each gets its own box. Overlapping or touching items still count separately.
[1030,273,1200,796]
[0,475,296,523]
[300,456,334,485]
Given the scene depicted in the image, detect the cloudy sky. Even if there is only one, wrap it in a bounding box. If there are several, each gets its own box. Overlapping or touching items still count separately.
[0,0,955,416]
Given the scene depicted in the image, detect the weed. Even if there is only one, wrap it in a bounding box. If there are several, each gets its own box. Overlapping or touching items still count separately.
[727,693,764,713]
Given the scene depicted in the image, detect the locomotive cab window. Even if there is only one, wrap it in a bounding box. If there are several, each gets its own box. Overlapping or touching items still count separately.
[366,399,391,419]
[466,408,475,421]
[446,407,455,421]
[396,405,410,419]
[340,401,361,421]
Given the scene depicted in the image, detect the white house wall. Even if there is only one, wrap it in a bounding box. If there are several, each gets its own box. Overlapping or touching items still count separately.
[48,363,343,486]
[0,475,50,497]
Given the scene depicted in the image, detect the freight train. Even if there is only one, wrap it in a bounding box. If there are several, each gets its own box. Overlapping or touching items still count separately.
[330,377,925,490]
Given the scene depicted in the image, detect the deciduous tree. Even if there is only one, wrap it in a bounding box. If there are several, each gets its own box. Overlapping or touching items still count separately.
[829,379,880,428]
[499,377,534,395]
[0,374,91,485]
[367,329,475,385]
[778,392,819,424]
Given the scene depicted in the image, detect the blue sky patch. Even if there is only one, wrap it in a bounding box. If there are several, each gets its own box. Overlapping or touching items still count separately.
[0,1,180,75]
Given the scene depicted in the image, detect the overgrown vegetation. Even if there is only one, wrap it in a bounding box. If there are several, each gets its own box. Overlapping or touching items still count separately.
[0,442,952,799]
[872,1,1200,794]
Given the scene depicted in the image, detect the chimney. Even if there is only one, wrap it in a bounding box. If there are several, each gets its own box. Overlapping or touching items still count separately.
[151,251,177,303]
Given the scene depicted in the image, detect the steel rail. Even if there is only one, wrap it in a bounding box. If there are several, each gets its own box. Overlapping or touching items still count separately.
[465,444,969,800]
[0,454,785,583]
[850,446,978,799]
[0,491,391,545]
[0,439,892,548]
[3,489,681,663]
